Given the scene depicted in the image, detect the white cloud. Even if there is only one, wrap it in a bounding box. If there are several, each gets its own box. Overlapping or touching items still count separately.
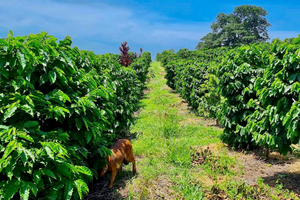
[0,0,208,47]
[0,0,299,58]
[0,0,214,58]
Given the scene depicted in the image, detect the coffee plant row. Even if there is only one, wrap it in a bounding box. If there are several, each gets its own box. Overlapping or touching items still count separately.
[157,47,230,120]
[157,37,300,155]
[0,31,151,200]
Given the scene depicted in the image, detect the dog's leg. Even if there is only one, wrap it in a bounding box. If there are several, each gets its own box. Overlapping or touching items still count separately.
[120,163,123,172]
[132,159,136,174]
[109,169,117,188]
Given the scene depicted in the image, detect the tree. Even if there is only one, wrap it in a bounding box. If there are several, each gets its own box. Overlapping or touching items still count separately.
[196,5,271,49]
[176,48,191,59]
[169,48,175,53]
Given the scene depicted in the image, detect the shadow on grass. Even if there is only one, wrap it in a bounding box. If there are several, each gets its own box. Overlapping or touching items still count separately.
[226,146,300,197]
[85,170,137,200]
[263,171,300,196]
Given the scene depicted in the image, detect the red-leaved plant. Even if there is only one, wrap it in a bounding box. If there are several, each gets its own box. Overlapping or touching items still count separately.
[119,41,132,67]
[119,42,143,66]
[139,48,143,57]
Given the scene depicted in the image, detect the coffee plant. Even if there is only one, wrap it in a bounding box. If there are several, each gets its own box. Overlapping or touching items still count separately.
[0,31,151,199]
[159,36,300,155]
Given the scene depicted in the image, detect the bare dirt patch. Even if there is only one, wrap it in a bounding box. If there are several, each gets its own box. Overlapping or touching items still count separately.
[143,88,150,95]
[146,177,178,200]
[205,185,230,199]
[190,144,223,167]
[192,141,300,196]
[116,175,179,200]
[190,144,300,199]
[231,150,300,196]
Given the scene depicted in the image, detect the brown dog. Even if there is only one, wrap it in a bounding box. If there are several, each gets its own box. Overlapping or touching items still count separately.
[99,139,136,188]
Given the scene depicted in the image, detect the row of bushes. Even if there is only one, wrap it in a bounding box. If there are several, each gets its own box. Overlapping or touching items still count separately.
[157,47,231,120]
[0,32,151,199]
[220,42,300,155]
[158,37,300,155]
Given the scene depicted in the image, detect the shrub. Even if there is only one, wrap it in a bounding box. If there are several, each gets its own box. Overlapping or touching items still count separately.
[218,45,268,149]
[0,32,151,199]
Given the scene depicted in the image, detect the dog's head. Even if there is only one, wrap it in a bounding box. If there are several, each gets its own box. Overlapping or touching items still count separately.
[99,155,111,177]
[99,164,108,177]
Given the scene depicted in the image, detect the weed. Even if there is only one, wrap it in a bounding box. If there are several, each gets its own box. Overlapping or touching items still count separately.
[172,171,204,200]
[159,115,180,138]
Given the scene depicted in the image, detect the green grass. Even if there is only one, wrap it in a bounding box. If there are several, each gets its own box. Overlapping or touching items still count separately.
[119,61,299,200]
[120,61,222,199]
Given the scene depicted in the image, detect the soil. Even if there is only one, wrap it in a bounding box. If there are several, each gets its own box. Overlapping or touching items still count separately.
[85,159,178,200]
[190,144,300,199]
[233,150,300,196]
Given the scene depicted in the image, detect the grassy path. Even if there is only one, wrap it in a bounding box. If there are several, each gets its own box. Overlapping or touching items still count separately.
[115,62,300,200]
[120,61,224,199]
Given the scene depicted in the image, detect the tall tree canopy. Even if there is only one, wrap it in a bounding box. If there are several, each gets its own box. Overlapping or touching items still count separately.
[196,5,271,49]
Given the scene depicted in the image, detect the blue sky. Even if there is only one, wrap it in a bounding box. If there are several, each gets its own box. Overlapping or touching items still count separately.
[0,0,299,59]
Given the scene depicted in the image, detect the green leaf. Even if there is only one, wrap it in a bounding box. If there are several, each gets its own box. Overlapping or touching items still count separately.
[0,125,9,130]
[24,149,35,162]
[48,187,59,200]
[0,66,9,79]
[45,146,54,160]
[20,182,30,200]
[64,181,74,200]
[56,164,71,177]
[11,80,20,91]
[289,74,296,83]
[82,118,89,130]
[41,169,56,179]
[2,140,17,159]
[3,46,8,51]
[25,96,34,108]
[29,182,38,197]
[33,171,41,184]
[23,121,39,128]
[76,166,93,177]
[74,179,89,199]
[63,162,77,173]
[75,118,82,130]
[53,106,70,118]
[20,151,27,165]
[4,102,19,121]
[55,90,71,103]
[85,131,92,144]
[3,182,19,200]
[17,131,34,142]
[17,50,26,70]
[49,71,57,84]
[21,105,34,117]
[297,74,300,82]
